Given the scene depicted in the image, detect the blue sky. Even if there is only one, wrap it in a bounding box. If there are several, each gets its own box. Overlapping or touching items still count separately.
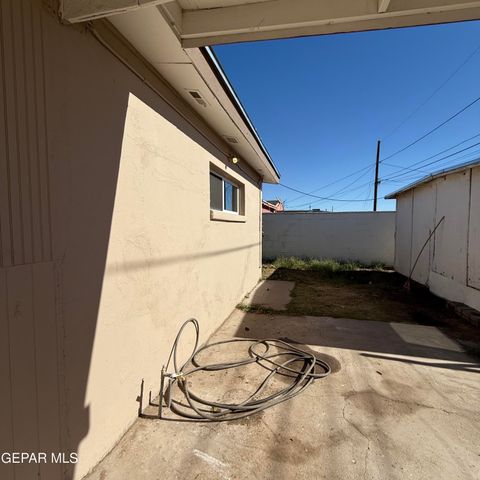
[214,20,480,211]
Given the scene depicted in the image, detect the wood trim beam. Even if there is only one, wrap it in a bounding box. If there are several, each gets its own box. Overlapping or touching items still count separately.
[178,0,480,47]
[61,0,173,23]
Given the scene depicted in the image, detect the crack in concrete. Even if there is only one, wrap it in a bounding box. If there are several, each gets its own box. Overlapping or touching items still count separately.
[342,398,370,479]
[343,388,467,418]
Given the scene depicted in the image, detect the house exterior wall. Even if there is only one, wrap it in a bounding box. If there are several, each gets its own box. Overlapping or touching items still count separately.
[393,167,480,311]
[262,212,395,265]
[0,2,262,479]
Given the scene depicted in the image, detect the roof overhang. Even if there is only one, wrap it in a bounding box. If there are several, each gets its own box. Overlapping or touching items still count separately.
[63,1,480,47]
[61,1,280,183]
[385,158,480,199]
[60,0,480,184]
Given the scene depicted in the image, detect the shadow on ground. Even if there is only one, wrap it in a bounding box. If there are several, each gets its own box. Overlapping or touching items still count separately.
[256,267,480,358]
[234,312,479,370]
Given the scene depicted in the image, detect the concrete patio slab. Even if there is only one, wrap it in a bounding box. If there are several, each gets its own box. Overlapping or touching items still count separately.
[84,309,480,480]
[241,280,294,310]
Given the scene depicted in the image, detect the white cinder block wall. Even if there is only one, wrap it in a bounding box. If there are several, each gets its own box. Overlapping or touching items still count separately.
[262,212,395,265]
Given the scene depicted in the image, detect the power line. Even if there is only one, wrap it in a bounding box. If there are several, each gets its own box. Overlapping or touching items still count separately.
[382,141,480,181]
[383,43,480,140]
[279,183,375,202]
[381,94,480,162]
[282,131,480,209]
[382,162,431,175]
[384,149,480,183]
[381,131,480,174]
[363,181,374,209]
[284,134,480,208]
[288,168,375,208]
[320,166,374,199]
[382,148,480,185]
[290,179,375,209]
[285,162,374,204]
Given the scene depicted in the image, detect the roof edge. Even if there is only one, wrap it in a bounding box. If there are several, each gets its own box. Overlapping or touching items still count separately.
[200,46,280,182]
[385,158,480,199]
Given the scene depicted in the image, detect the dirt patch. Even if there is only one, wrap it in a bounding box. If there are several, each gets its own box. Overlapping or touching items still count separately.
[260,267,480,357]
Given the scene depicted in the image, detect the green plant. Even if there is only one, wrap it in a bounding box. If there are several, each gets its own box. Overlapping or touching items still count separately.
[269,256,388,273]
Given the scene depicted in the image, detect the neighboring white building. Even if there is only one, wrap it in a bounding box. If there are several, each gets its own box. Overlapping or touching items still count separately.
[386,159,480,311]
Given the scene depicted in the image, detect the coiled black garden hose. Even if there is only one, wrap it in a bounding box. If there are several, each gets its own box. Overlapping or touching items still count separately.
[158,318,331,422]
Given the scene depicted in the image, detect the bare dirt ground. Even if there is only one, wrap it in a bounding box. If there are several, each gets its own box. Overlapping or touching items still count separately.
[260,266,480,357]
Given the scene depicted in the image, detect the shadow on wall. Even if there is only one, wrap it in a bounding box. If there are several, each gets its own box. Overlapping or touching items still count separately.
[105,243,259,274]
[1,4,257,479]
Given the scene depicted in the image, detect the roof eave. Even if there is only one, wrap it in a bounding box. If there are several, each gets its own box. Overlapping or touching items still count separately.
[200,46,280,183]
[385,158,480,199]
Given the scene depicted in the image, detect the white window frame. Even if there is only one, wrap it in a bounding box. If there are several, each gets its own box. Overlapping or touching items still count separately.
[210,171,240,215]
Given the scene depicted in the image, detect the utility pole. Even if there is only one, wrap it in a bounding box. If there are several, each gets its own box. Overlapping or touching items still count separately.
[373,140,381,212]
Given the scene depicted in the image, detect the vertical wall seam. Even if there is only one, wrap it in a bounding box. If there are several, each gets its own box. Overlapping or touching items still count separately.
[432,182,438,271]
[20,0,35,265]
[39,6,53,261]
[30,1,45,262]
[30,265,41,479]
[427,186,433,285]
[0,1,14,267]
[466,168,472,285]
[9,0,26,265]
[51,264,64,475]
[409,189,414,273]
[53,263,68,478]
[0,1,4,267]
[4,271,16,480]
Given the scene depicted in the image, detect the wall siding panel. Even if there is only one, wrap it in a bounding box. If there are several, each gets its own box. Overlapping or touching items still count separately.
[394,194,414,276]
[6,264,40,479]
[392,166,480,311]
[410,184,436,285]
[0,269,14,480]
[467,167,480,290]
[432,171,470,281]
[0,0,52,268]
[0,2,60,479]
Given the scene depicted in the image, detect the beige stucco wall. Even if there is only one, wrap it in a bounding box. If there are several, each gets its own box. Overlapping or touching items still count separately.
[393,166,480,311]
[0,2,262,479]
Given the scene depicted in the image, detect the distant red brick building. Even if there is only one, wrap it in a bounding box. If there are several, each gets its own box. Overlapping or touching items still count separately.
[262,199,285,213]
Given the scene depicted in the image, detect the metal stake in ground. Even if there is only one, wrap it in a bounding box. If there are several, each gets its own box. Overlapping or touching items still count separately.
[404,215,445,291]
